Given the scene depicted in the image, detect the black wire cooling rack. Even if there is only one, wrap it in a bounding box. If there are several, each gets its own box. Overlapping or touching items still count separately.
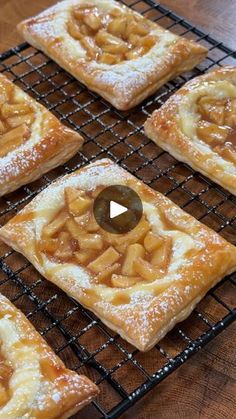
[0,0,235,417]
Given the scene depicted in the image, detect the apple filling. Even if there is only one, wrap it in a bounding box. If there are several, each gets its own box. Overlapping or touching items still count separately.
[0,80,35,158]
[197,96,236,164]
[40,186,173,288]
[0,345,13,407]
[68,3,157,64]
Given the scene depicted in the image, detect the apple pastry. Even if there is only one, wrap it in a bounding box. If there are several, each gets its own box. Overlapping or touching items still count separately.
[0,159,235,351]
[0,293,98,417]
[144,66,236,195]
[17,0,207,110]
[0,73,83,197]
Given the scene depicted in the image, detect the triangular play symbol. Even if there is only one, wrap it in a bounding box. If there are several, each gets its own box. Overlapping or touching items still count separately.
[110,201,127,219]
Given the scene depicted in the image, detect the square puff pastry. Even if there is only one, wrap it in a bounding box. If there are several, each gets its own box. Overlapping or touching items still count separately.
[0,293,98,418]
[0,159,235,352]
[0,73,83,197]
[17,0,207,110]
[144,66,236,195]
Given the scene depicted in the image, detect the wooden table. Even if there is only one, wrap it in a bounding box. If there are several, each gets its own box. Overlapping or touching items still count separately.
[0,1,235,418]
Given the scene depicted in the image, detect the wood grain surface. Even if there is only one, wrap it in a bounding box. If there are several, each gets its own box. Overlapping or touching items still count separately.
[0,1,235,419]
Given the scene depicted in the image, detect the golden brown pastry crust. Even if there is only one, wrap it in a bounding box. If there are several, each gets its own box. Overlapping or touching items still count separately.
[0,293,98,418]
[144,66,236,195]
[17,0,207,110]
[0,74,83,197]
[0,159,235,351]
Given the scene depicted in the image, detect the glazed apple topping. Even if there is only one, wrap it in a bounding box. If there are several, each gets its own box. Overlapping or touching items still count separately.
[197,96,236,164]
[0,344,13,407]
[0,81,35,158]
[40,186,172,288]
[68,4,157,64]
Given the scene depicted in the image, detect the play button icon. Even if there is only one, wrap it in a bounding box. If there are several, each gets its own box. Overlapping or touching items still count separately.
[110,201,127,219]
[93,185,143,234]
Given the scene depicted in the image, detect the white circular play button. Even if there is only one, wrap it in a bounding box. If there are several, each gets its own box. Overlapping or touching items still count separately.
[93,185,143,234]
[110,201,127,219]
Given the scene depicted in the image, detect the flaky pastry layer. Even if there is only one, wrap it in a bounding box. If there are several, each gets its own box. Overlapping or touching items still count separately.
[0,74,83,197]
[0,159,235,351]
[144,66,236,195]
[17,0,207,110]
[0,293,98,418]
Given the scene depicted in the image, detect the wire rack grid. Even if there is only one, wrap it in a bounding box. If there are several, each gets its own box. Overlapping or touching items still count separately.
[0,0,235,417]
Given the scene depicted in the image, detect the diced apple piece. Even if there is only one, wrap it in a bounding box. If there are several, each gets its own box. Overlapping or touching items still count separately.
[107,17,127,37]
[1,103,33,118]
[7,113,35,128]
[151,237,172,270]
[66,218,84,240]
[133,258,163,281]
[80,23,93,36]
[99,53,120,65]
[75,248,97,264]
[73,6,95,20]
[74,212,90,228]
[125,46,146,60]
[81,36,101,59]
[0,382,8,406]
[144,231,163,253]
[68,19,82,40]
[197,121,230,145]
[96,30,129,54]
[110,7,123,17]
[75,212,99,232]
[96,262,120,282]
[122,243,145,276]
[198,97,225,125]
[43,211,69,237]
[88,246,120,273]
[0,120,6,134]
[64,187,85,205]
[138,35,157,48]
[104,217,149,252]
[128,33,141,46]
[214,144,236,164]
[125,21,149,38]
[54,232,73,260]
[84,14,101,31]
[0,124,30,158]
[39,238,59,254]
[0,360,12,382]
[79,233,103,250]
[103,41,129,55]
[67,194,92,217]
[111,274,139,288]
[0,82,13,103]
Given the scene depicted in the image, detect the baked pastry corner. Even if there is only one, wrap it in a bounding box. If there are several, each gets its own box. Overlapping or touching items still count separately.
[0,293,98,417]
[0,73,84,197]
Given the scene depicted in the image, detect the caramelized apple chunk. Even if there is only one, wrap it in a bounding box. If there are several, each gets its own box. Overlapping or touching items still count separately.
[122,244,145,276]
[40,186,174,288]
[68,5,156,63]
[111,274,139,288]
[197,96,236,162]
[88,246,120,273]
[0,83,35,158]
